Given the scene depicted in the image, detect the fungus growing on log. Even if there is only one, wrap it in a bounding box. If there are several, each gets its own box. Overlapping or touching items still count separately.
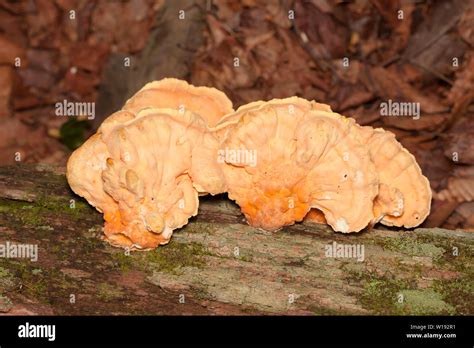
[68,108,225,249]
[67,79,230,250]
[67,79,431,250]
[302,105,432,229]
[213,97,380,232]
[216,97,431,232]
[356,126,432,227]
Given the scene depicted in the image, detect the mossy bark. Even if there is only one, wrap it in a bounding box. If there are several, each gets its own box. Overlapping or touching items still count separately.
[0,164,472,315]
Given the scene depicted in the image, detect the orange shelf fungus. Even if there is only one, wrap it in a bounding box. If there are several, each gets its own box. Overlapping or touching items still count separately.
[67,79,230,250]
[356,126,432,227]
[67,79,431,250]
[299,105,432,230]
[213,97,379,232]
[123,78,234,127]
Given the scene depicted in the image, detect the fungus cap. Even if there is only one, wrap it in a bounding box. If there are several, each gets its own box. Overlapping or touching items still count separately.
[215,97,379,232]
[303,108,432,229]
[356,126,432,227]
[123,78,234,127]
[68,107,225,250]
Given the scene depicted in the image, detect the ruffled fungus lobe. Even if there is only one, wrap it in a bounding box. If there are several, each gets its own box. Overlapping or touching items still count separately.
[356,126,432,227]
[303,106,432,230]
[68,109,220,249]
[99,108,219,248]
[123,78,234,127]
[67,79,230,250]
[213,97,379,232]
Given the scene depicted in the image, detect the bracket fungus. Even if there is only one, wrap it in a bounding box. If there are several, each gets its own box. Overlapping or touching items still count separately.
[300,105,431,230]
[356,126,432,227]
[67,78,431,250]
[213,97,380,232]
[213,97,431,232]
[67,79,230,250]
[123,78,234,127]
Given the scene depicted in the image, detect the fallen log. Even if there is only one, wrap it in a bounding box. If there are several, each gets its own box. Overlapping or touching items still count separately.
[0,164,472,315]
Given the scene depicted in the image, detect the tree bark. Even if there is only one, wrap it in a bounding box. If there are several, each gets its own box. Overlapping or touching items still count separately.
[94,0,207,127]
[0,164,472,315]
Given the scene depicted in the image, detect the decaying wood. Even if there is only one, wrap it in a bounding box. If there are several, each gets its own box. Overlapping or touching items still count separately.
[0,164,472,315]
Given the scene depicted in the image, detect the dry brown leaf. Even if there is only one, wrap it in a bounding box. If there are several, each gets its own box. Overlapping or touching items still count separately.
[403,0,466,60]
[458,2,474,46]
[0,66,14,118]
[363,66,447,114]
[436,166,474,202]
[443,117,474,165]
[294,1,349,59]
[70,42,109,73]
[0,34,25,65]
[345,105,381,125]
[381,113,447,131]
[455,202,474,228]
[448,53,474,104]
[332,86,374,111]
[18,68,56,91]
